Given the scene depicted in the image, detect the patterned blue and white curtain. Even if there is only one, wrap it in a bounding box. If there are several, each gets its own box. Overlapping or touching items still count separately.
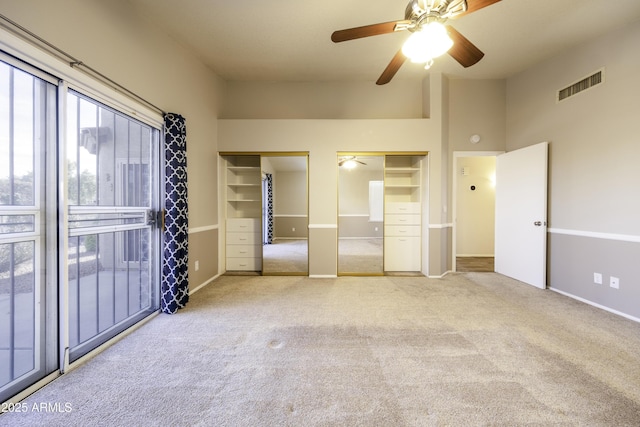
[266,173,274,244]
[162,113,189,314]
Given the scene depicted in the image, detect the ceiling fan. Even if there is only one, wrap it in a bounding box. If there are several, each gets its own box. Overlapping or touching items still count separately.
[331,0,501,85]
[339,156,367,169]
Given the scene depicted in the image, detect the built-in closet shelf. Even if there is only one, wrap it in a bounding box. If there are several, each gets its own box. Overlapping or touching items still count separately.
[223,154,262,272]
[383,155,424,272]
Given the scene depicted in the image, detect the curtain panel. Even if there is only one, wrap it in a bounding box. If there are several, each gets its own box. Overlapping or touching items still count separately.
[266,173,274,244]
[161,113,189,314]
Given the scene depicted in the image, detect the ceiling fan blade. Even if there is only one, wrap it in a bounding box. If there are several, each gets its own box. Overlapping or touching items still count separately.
[331,21,409,43]
[376,49,407,85]
[446,26,484,68]
[455,0,501,18]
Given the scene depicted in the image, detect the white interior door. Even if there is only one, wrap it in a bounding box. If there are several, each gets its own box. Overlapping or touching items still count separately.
[495,142,548,289]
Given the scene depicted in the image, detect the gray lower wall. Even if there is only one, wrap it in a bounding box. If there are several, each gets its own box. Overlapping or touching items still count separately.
[189,228,218,288]
[548,232,640,319]
[308,227,337,277]
[338,216,383,238]
[274,216,309,239]
[428,227,451,277]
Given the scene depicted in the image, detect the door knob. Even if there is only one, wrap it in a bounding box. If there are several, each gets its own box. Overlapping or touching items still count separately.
[534,221,545,226]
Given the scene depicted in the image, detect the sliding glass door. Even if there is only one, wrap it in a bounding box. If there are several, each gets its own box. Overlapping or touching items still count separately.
[0,60,58,401]
[0,51,162,403]
[65,91,160,362]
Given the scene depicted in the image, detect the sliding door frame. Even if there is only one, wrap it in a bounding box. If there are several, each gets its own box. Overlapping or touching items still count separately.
[0,27,164,403]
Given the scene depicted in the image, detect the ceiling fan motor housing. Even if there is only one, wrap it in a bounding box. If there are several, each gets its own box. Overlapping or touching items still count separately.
[330,0,497,85]
[405,0,468,24]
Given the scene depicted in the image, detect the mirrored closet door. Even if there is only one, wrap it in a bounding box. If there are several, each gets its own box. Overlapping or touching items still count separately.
[338,154,384,275]
[261,154,308,275]
[221,153,308,276]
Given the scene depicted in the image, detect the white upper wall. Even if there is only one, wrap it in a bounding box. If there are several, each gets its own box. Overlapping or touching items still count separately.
[222,79,428,119]
[0,0,225,228]
[448,79,506,153]
[506,19,640,235]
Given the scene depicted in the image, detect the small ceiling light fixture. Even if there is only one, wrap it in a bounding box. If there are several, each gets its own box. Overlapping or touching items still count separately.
[342,159,358,170]
[401,21,453,69]
[470,134,481,144]
[339,156,366,169]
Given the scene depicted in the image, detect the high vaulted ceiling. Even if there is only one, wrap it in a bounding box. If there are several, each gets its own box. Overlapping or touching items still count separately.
[127,0,640,83]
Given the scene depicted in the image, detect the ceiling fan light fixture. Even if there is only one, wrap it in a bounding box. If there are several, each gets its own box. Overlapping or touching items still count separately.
[342,159,358,170]
[401,21,453,64]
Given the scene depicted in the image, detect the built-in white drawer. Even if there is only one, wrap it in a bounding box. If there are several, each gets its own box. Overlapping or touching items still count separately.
[385,225,420,237]
[226,244,261,258]
[385,214,421,225]
[227,218,260,232]
[384,236,421,271]
[386,202,420,214]
[227,257,262,271]
[226,232,261,245]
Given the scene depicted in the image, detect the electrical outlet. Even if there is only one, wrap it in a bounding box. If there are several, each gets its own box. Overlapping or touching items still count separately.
[375,227,379,231]
[292,227,296,232]
[610,276,619,289]
[593,272,602,284]
[194,260,199,271]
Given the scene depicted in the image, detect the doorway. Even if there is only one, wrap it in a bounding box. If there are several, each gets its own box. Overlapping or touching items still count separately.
[453,152,501,272]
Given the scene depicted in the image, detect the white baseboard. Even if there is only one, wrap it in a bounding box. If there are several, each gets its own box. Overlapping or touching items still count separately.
[550,287,640,323]
[190,274,221,295]
[429,270,452,279]
[309,275,338,279]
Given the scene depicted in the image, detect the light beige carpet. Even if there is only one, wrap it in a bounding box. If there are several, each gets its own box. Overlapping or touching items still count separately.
[262,239,308,274]
[338,238,383,274]
[2,273,640,426]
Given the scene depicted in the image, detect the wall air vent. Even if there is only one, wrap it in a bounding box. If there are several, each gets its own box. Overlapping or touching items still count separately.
[557,69,604,102]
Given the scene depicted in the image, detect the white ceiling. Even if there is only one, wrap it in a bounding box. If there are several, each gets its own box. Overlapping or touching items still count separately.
[127,0,640,83]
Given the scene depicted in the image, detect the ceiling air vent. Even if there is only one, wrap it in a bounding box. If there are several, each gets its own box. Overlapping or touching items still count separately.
[557,69,604,102]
